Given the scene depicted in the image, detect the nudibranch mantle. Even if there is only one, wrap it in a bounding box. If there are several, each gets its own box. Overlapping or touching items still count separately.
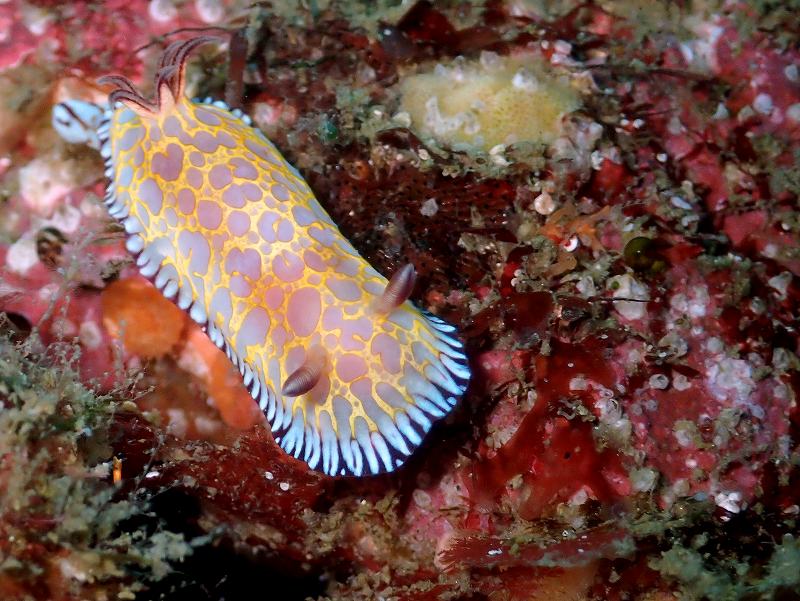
[56,38,469,477]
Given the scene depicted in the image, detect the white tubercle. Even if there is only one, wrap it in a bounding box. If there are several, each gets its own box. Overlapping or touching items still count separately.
[125,235,144,253]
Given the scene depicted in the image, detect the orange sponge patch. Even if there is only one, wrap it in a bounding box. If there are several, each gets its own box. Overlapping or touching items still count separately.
[100,276,186,358]
[182,327,264,431]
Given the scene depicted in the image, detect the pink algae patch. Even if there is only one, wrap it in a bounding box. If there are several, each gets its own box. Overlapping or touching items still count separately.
[470,340,626,520]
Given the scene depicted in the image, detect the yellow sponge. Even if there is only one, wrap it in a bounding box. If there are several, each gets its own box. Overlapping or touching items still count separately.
[398,52,581,152]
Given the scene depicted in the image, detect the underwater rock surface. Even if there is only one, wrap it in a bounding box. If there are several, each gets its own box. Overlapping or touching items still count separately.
[0,0,799,599]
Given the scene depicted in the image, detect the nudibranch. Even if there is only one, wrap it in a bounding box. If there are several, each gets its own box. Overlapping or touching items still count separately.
[52,37,470,477]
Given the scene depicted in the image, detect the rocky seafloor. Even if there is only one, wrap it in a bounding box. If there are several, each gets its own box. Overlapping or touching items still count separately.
[0,0,799,599]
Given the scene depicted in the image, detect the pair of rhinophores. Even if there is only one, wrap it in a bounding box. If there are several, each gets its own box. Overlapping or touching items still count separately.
[53,37,470,477]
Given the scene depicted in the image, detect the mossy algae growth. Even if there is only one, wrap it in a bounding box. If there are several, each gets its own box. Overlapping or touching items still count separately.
[0,327,200,599]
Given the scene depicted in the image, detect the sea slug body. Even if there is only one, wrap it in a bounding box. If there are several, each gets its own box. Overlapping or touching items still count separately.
[53,37,470,477]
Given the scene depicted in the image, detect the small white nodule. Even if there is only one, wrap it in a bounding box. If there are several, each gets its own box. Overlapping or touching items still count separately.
[52,100,105,150]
